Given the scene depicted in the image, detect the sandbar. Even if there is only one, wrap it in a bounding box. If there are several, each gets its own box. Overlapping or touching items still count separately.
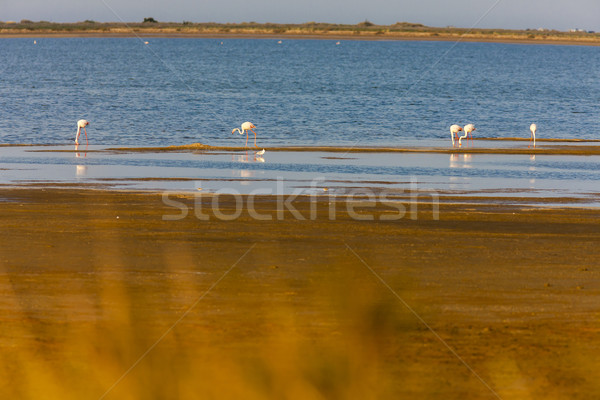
[101,141,600,156]
[2,31,600,47]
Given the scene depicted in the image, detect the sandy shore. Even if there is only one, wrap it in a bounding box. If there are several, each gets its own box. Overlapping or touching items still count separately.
[1,188,599,398]
[2,31,600,47]
[101,141,600,156]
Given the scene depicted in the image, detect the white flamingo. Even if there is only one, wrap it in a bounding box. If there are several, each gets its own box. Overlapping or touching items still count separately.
[232,121,258,147]
[75,119,89,145]
[530,124,537,148]
[450,125,462,147]
[459,124,475,146]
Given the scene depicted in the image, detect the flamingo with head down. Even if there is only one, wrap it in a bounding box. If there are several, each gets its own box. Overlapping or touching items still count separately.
[75,119,89,145]
[529,124,537,148]
[450,125,462,147]
[459,124,475,146]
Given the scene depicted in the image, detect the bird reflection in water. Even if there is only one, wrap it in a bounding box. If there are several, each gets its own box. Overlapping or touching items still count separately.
[75,144,88,176]
[75,143,87,158]
[232,151,266,163]
[449,153,472,168]
[76,165,88,176]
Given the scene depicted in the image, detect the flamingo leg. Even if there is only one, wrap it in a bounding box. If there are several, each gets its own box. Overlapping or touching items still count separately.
[83,127,88,145]
[245,131,249,147]
[250,129,257,147]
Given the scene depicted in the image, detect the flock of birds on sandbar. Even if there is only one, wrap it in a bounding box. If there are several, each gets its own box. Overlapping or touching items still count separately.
[450,124,537,147]
[74,119,539,152]
[450,123,537,148]
[449,124,476,147]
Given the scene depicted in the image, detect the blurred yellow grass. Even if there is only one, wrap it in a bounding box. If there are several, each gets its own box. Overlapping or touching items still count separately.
[1,189,600,399]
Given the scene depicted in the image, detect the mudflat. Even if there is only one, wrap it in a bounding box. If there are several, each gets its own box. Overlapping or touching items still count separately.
[1,188,599,399]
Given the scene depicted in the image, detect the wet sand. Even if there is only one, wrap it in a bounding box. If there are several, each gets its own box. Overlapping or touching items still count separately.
[1,188,599,398]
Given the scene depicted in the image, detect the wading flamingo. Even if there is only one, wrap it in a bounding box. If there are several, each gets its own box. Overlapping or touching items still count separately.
[530,124,537,148]
[459,124,475,146]
[450,125,462,147]
[232,121,258,147]
[76,119,89,145]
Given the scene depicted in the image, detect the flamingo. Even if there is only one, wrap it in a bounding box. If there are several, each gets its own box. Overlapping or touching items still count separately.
[450,125,462,147]
[529,124,537,148]
[460,124,475,146]
[75,119,89,145]
[232,121,258,147]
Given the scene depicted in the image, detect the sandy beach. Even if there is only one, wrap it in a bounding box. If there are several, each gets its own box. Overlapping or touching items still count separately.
[1,188,599,399]
[2,31,600,47]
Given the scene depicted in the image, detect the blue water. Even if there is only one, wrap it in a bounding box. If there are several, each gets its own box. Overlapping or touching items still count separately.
[1,38,599,146]
[1,146,599,206]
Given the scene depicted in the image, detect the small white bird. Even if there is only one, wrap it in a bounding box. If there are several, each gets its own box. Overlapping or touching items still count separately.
[75,119,89,145]
[232,121,258,147]
[530,124,537,148]
[255,149,265,155]
[459,124,475,146]
[450,125,463,147]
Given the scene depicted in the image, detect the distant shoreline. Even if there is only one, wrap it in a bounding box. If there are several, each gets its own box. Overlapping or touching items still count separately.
[1,21,599,46]
[2,31,599,46]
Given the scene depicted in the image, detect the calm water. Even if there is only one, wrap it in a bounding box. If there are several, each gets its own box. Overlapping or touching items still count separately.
[1,146,599,205]
[0,38,599,146]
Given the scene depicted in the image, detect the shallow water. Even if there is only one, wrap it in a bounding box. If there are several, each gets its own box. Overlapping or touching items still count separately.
[1,38,599,147]
[1,146,599,206]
